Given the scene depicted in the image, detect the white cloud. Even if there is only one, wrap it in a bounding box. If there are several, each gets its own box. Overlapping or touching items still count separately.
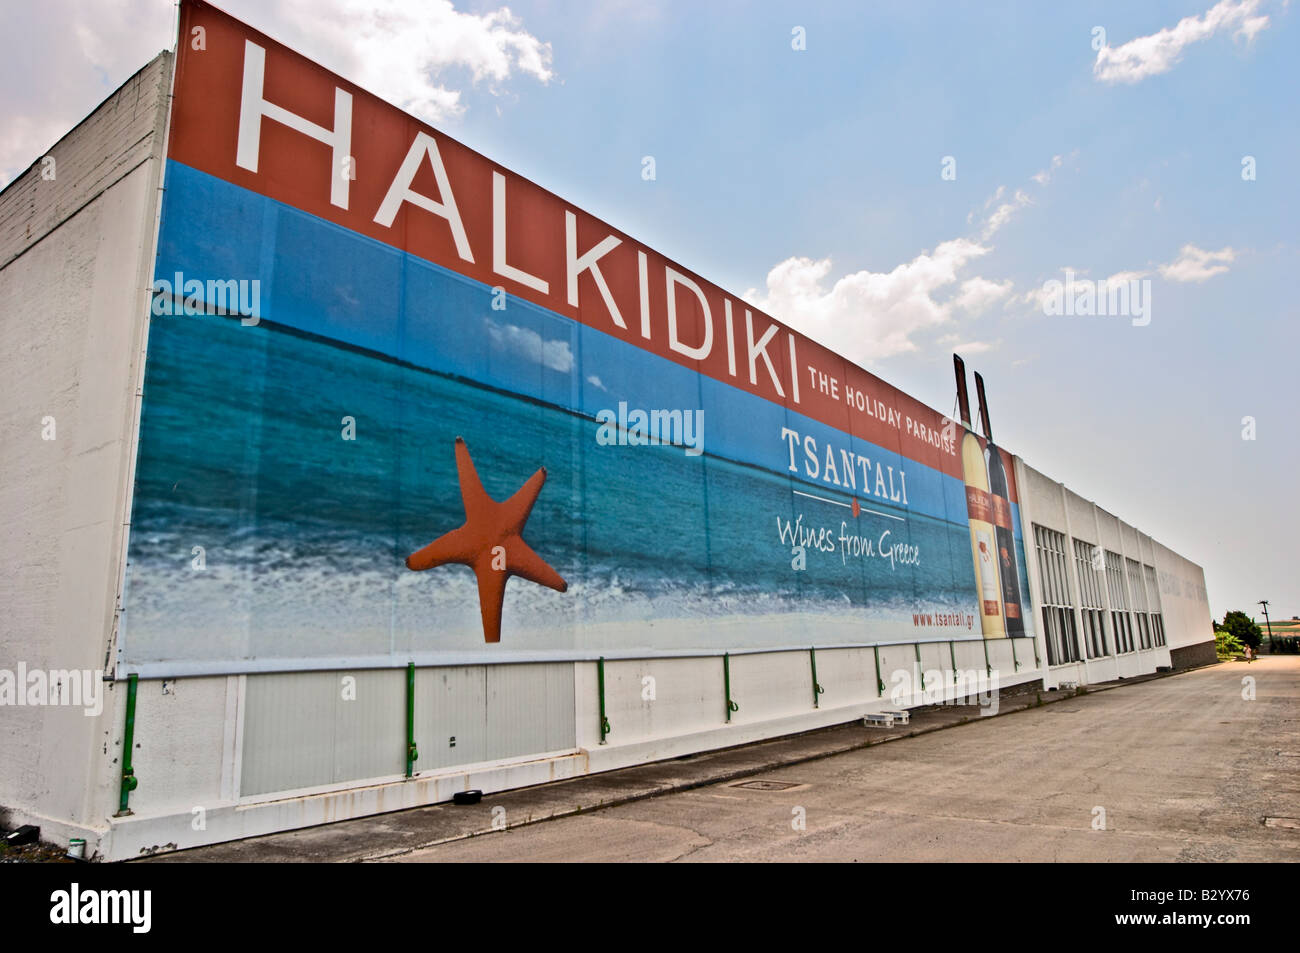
[0,0,174,186]
[969,185,1005,225]
[1018,283,1054,314]
[745,159,1073,364]
[937,334,996,354]
[225,0,554,122]
[742,238,991,365]
[954,277,1014,315]
[1031,154,1064,186]
[1020,250,1233,315]
[484,318,573,373]
[0,0,553,185]
[1093,0,1270,85]
[1158,244,1237,282]
[981,189,1033,240]
[973,153,1073,237]
[0,116,76,190]
[586,375,607,391]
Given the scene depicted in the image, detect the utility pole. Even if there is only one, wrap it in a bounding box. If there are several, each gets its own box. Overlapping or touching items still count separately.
[1259,599,1274,653]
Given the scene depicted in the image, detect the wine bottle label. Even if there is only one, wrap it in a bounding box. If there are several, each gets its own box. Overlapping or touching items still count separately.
[975,529,1000,616]
[1003,595,1021,619]
[991,494,1013,530]
[965,486,992,524]
[993,525,1023,627]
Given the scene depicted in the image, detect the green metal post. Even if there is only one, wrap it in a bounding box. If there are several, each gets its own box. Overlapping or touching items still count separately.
[1012,638,1020,671]
[723,653,738,722]
[873,645,884,696]
[983,638,992,677]
[809,647,824,708]
[949,640,958,683]
[116,673,139,816]
[597,657,610,744]
[914,643,925,693]
[405,662,418,778]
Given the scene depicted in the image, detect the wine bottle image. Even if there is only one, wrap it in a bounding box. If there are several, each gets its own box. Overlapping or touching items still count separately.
[976,372,1025,637]
[955,357,1005,638]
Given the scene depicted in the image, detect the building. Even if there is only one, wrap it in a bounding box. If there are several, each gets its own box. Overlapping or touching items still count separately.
[0,2,1214,861]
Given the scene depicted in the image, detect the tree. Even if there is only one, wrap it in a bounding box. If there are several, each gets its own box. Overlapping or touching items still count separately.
[1220,610,1263,650]
[1215,631,1245,658]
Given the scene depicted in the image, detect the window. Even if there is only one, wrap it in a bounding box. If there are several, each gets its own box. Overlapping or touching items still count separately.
[1104,551,1134,653]
[1073,539,1109,658]
[1127,558,1152,649]
[1035,525,1080,665]
[1144,564,1166,647]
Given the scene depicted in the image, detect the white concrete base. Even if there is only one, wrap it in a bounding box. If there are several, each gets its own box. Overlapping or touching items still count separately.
[95,664,1046,861]
[102,751,591,861]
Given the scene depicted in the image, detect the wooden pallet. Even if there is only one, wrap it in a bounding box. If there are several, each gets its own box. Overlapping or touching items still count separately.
[862,710,910,729]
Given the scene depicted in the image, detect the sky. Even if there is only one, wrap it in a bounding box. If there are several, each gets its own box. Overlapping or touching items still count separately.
[2,0,1295,624]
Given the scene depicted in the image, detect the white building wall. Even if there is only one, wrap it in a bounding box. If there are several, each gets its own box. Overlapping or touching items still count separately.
[1064,490,1094,543]
[1,50,1217,862]
[1095,508,1122,552]
[1015,458,1210,691]
[1149,540,1214,651]
[0,53,172,846]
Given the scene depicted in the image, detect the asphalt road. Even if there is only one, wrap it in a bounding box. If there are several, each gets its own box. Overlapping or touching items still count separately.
[390,656,1300,862]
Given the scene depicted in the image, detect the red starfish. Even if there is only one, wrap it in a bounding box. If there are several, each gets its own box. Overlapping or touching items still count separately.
[405,438,567,643]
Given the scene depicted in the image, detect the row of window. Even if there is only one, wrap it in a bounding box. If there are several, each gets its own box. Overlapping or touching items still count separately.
[1032,525,1167,667]
[1073,539,1108,658]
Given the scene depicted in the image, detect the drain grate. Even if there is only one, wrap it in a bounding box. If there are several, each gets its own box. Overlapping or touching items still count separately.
[1264,817,1300,830]
[731,779,803,791]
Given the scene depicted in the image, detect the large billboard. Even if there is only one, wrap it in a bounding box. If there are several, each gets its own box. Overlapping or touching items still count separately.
[120,1,1034,675]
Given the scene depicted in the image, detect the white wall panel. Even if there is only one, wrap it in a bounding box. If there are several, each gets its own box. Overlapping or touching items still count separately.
[601,656,725,745]
[128,675,229,818]
[484,663,575,761]
[240,670,406,797]
[414,666,487,772]
[730,651,814,724]
[412,663,575,772]
[815,647,879,708]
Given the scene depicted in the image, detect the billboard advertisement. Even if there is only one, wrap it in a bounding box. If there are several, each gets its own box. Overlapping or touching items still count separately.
[120,1,1034,675]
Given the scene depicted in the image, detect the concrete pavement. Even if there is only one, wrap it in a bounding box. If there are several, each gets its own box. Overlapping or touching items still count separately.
[390,657,1299,862]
